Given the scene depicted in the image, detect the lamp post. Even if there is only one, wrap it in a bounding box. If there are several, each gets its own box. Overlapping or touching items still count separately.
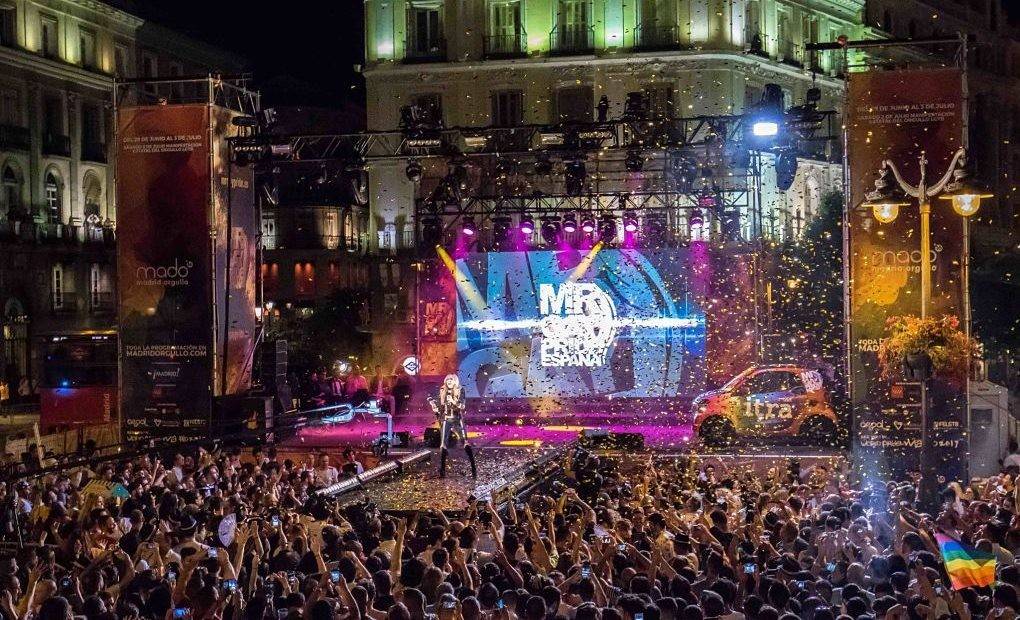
[863,147,990,508]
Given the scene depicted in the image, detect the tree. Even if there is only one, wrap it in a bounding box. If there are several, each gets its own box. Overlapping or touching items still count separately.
[267,288,371,374]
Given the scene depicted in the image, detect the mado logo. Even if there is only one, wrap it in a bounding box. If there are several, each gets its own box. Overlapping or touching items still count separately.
[538,282,617,368]
[869,245,942,273]
[135,259,193,286]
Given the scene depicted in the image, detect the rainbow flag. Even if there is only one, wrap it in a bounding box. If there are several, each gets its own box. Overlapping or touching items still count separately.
[935,533,996,590]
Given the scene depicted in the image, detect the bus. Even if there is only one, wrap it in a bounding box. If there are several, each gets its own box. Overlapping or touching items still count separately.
[38,332,117,432]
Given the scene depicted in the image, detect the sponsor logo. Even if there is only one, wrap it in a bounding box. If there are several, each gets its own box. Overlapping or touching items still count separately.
[867,245,942,274]
[538,282,617,368]
[135,259,193,287]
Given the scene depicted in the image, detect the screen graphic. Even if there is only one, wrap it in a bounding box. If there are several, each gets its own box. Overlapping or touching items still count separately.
[454,249,706,400]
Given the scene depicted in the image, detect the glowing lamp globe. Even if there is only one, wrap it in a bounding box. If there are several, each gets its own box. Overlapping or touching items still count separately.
[939,186,991,217]
[870,201,901,224]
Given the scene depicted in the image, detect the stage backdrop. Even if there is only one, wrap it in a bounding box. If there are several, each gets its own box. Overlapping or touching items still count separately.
[422,247,725,414]
[847,68,968,484]
[117,104,255,444]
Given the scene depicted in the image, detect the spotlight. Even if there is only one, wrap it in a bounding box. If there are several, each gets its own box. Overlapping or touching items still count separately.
[625,150,644,172]
[540,218,561,244]
[581,218,596,234]
[534,154,553,175]
[689,209,704,227]
[405,159,423,182]
[645,213,668,243]
[519,216,535,235]
[599,216,617,242]
[461,216,476,237]
[421,217,442,246]
[493,215,513,247]
[751,121,779,137]
[748,83,785,141]
[562,214,578,233]
[623,211,638,233]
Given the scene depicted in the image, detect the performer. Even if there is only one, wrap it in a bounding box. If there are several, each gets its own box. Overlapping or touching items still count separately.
[429,374,476,478]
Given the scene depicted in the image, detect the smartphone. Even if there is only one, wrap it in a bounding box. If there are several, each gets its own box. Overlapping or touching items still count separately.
[60,576,72,589]
[743,563,755,574]
[635,614,644,620]
[167,568,178,582]
[496,600,505,611]
[826,562,836,572]
[831,588,843,607]
[271,515,281,528]
[935,586,944,596]
[796,581,807,589]
[221,578,237,593]
[330,569,341,584]
[581,562,591,579]
[442,601,457,611]
[207,547,218,559]
[173,608,191,619]
[617,543,627,552]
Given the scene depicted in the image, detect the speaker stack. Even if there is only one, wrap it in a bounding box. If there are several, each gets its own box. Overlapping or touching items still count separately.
[260,339,292,417]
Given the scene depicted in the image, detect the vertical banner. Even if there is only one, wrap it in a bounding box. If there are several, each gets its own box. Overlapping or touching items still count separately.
[117,105,213,443]
[212,107,257,396]
[847,68,968,484]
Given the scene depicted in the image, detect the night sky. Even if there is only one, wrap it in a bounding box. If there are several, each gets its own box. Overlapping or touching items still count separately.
[113,0,365,108]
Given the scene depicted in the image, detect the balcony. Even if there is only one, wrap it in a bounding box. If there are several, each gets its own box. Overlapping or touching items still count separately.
[550,25,595,56]
[0,125,30,151]
[89,291,114,314]
[51,293,79,314]
[744,29,768,57]
[404,37,447,63]
[82,141,107,163]
[484,32,527,59]
[42,132,71,157]
[778,39,803,67]
[634,21,683,51]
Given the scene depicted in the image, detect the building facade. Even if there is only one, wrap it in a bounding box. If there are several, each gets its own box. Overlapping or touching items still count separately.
[0,0,243,390]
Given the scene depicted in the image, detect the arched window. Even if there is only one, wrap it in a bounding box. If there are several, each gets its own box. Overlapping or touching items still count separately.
[82,171,102,223]
[45,171,62,224]
[2,162,21,217]
[882,10,893,34]
[908,19,917,39]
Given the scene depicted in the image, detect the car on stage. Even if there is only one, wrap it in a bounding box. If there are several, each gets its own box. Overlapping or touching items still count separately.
[692,364,838,446]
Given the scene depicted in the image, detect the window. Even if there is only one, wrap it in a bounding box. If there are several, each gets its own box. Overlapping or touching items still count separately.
[555,0,591,49]
[261,213,277,249]
[882,10,893,33]
[45,172,61,223]
[2,163,21,216]
[907,19,917,39]
[40,14,58,58]
[79,27,96,68]
[407,2,443,57]
[742,371,802,395]
[555,85,593,123]
[644,84,675,118]
[168,61,183,100]
[294,262,316,299]
[0,86,19,125]
[744,0,762,43]
[411,93,442,126]
[141,52,157,94]
[487,0,523,55]
[323,209,339,249]
[0,5,15,47]
[89,264,112,309]
[114,44,129,77]
[51,263,64,310]
[82,171,102,222]
[43,95,63,137]
[491,90,524,126]
[81,102,104,147]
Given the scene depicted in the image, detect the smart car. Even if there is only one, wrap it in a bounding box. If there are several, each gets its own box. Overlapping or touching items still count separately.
[692,364,838,446]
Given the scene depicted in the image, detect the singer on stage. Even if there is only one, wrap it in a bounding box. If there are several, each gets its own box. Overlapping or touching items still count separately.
[429,374,476,478]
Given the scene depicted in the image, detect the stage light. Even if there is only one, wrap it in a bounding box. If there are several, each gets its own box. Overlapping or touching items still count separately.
[645,213,668,242]
[623,211,638,233]
[405,159,423,182]
[562,214,578,233]
[519,216,535,235]
[625,150,644,172]
[599,216,617,242]
[752,121,779,137]
[540,218,561,244]
[493,215,513,246]
[581,218,596,234]
[461,216,476,236]
[689,209,704,227]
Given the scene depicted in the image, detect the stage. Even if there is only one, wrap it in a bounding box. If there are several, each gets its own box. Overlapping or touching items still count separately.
[279,412,848,512]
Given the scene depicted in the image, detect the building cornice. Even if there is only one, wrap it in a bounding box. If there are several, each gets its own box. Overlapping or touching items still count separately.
[65,0,145,28]
[0,46,113,91]
[365,51,846,90]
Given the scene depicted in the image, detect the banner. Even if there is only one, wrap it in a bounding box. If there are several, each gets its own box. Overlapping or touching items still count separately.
[847,68,968,484]
[118,105,214,444]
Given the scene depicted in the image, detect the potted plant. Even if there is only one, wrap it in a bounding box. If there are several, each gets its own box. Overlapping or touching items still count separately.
[877,314,975,382]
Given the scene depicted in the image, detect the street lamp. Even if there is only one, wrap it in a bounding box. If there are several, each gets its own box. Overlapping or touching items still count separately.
[863,147,990,508]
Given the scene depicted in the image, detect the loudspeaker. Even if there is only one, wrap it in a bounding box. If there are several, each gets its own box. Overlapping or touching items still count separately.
[259,339,291,414]
[424,426,441,448]
[580,431,645,451]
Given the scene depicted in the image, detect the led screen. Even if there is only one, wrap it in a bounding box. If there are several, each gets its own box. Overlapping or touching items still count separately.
[454,249,706,401]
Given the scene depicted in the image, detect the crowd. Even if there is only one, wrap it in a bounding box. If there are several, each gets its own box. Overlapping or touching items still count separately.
[299,367,411,417]
[0,441,1016,620]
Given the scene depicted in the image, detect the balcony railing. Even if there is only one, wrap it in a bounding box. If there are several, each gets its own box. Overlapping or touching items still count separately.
[51,293,79,314]
[744,28,768,56]
[82,141,107,163]
[42,132,71,157]
[484,32,527,58]
[634,21,682,51]
[0,124,30,151]
[778,38,803,67]
[89,291,114,313]
[404,37,447,63]
[550,25,595,56]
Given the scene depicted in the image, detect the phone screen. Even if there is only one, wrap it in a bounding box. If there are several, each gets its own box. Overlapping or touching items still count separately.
[743,563,755,574]
[581,564,591,579]
[208,548,218,559]
[442,601,457,611]
[635,614,644,620]
[617,543,627,552]
[271,515,281,527]
[496,600,505,610]
[330,569,341,584]
[826,562,836,572]
[173,608,190,619]
[222,579,237,593]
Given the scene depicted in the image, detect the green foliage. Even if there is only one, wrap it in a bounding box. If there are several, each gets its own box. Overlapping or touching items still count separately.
[877,314,975,380]
[266,288,371,373]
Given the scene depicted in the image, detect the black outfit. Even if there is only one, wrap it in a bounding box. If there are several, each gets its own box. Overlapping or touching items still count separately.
[433,387,476,478]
